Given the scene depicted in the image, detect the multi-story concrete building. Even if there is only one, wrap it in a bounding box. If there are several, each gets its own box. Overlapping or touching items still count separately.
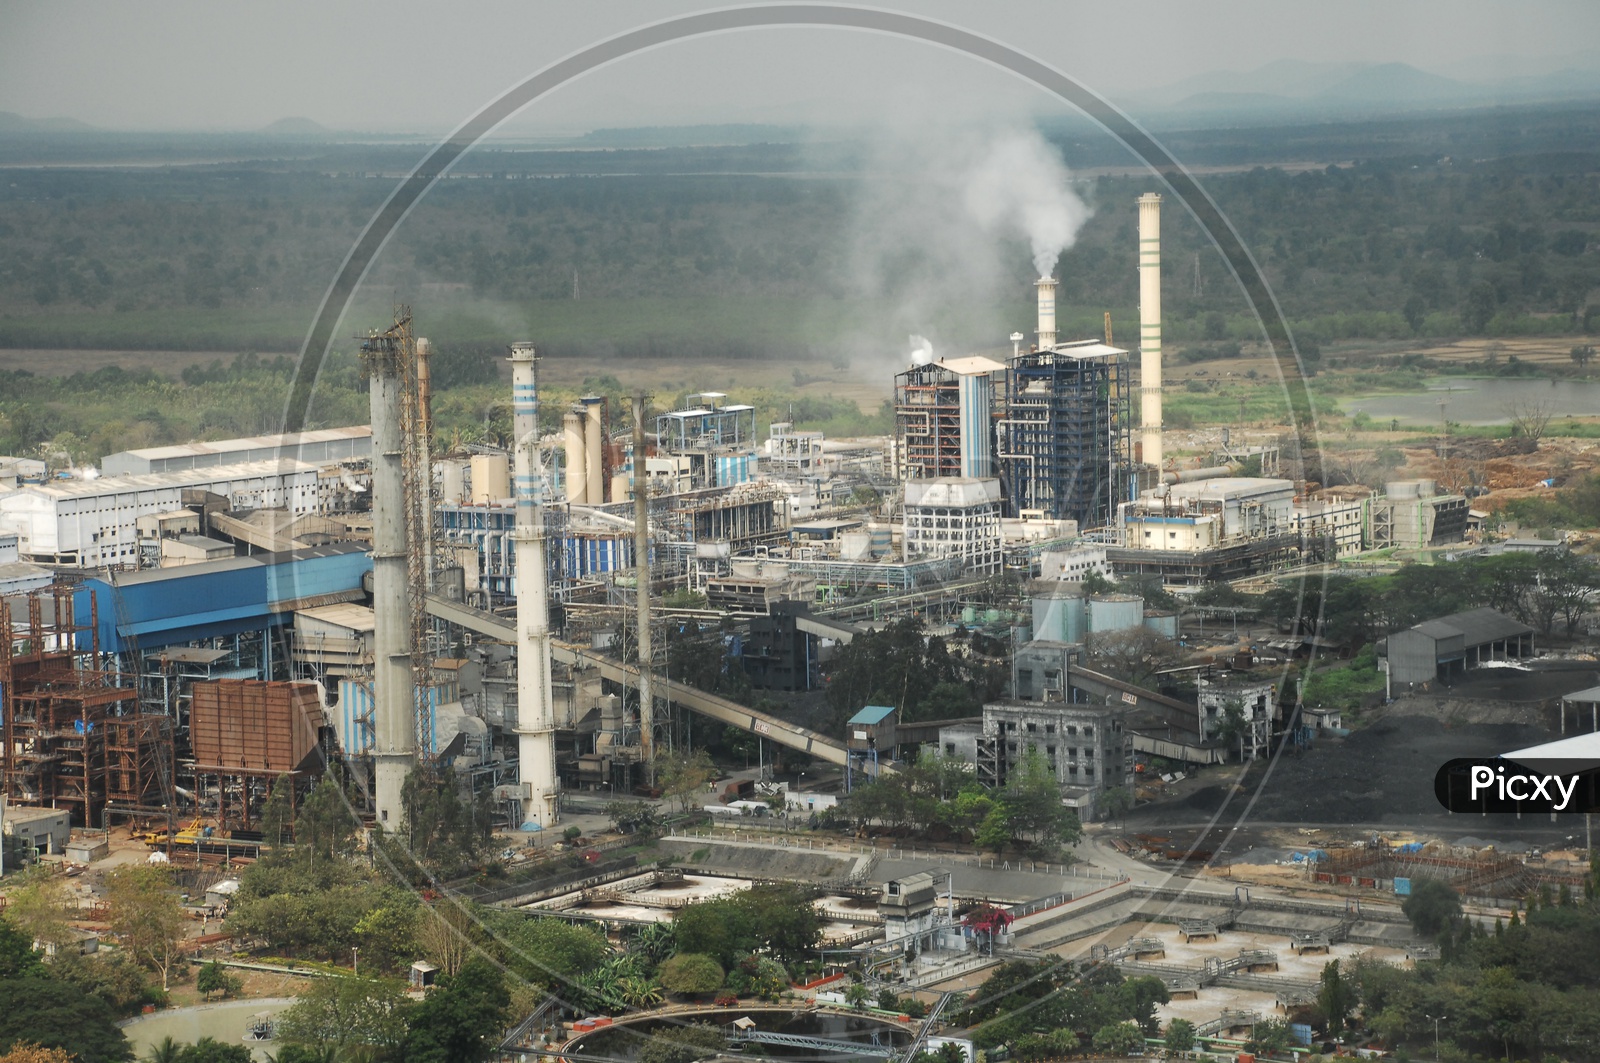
[902,477,1003,575]
[1196,677,1276,760]
[938,699,1135,820]
[1293,487,1372,559]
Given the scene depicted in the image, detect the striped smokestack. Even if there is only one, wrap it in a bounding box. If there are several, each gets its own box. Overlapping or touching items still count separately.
[510,342,557,829]
[1138,192,1163,470]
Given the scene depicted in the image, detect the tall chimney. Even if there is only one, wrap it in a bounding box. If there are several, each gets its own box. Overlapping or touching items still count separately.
[1138,192,1164,470]
[415,337,435,589]
[632,393,654,782]
[364,333,413,829]
[582,396,605,504]
[1035,277,1058,350]
[510,343,557,829]
[562,409,587,504]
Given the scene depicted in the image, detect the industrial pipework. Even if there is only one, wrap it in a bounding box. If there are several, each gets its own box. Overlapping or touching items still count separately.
[632,393,654,781]
[510,343,557,829]
[363,327,414,829]
[1138,192,1164,470]
[1035,276,1058,350]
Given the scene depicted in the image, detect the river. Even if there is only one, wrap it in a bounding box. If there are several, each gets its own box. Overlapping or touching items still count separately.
[1336,377,1600,426]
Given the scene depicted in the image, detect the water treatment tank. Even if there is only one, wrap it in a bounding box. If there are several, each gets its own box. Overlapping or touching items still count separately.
[1032,586,1087,643]
[1088,593,1144,635]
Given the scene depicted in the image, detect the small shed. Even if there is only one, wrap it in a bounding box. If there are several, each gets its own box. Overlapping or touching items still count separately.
[409,961,439,990]
[846,705,897,753]
[205,878,242,910]
[3,806,71,856]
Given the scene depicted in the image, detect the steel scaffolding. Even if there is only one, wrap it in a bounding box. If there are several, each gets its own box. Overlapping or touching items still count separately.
[1000,342,1131,529]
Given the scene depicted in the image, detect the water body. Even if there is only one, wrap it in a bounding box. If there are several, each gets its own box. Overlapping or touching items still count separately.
[1337,378,1600,426]
[569,1009,911,1062]
[120,998,295,1063]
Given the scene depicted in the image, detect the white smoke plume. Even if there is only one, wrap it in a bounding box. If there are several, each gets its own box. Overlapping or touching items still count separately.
[909,334,934,365]
[814,120,1093,384]
[962,132,1092,278]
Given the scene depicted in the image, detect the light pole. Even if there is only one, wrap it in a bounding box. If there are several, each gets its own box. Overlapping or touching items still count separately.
[352,946,359,976]
[1425,1014,1447,1063]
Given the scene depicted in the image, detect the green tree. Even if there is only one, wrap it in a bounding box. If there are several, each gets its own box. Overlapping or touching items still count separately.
[275,976,410,1056]
[1247,1018,1295,1057]
[105,865,185,991]
[845,982,870,1009]
[484,912,608,989]
[635,1024,724,1063]
[655,748,717,811]
[1091,1022,1144,1056]
[0,973,131,1062]
[258,773,293,847]
[658,954,724,997]
[171,1038,252,1063]
[195,961,241,1001]
[1402,878,1462,939]
[296,771,361,868]
[6,869,75,956]
[401,958,510,1063]
[1165,1018,1197,1055]
[1317,959,1355,1039]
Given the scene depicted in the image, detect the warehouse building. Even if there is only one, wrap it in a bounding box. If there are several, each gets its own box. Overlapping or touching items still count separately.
[1381,607,1535,686]
[100,427,371,476]
[0,460,322,567]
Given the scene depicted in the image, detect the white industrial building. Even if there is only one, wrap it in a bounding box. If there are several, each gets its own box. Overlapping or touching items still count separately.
[100,426,371,476]
[1038,543,1109,581]
[903,477,1003,575]
[1293,487,1372,559]
[0,460,322,566]
[1119,477,1295,552]
[1196,677,1276,760]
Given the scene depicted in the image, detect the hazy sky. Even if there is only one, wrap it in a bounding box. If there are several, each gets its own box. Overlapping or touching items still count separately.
[2,1,1598,132]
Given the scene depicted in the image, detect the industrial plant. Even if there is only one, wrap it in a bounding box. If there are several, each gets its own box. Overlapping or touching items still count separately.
[0,192,1477,849]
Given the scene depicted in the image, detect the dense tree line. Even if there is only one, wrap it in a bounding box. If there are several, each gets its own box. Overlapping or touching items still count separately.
[823,618,1008,729]
[1256,549,1600,645]
[841,750,1082,855]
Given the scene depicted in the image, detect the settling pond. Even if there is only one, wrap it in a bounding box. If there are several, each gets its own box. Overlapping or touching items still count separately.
[1337,378,1600,426]
[565,1009,911,1062]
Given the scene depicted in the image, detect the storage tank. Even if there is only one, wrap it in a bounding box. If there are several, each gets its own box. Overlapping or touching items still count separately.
[470,453,510,503]
[1032,587,1087,643]
[869,528,893,558]
[1385,480,1420,500]
[1143,610,1179,639]
[961,606,978,626]
[1088,593,1144,635]
[438,459,467,505]
[1415,479,1438,497]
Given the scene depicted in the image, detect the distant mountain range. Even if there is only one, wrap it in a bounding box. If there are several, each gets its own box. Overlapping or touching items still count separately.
[0,111,98,133]
[1127,58,1600,120]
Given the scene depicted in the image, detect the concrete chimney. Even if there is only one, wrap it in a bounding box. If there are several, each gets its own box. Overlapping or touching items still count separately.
[364,333,413,829]
[1138,192,1164,470]
[581,396,604,504]
[562,409,587,504]
[1035,277,1058,350]
[632,393,654,782]
[510,342,557,829]
[415,337,435,590]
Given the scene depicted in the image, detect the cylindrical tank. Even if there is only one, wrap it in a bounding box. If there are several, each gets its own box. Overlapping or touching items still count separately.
[1415,479,1438,497]
[563,410,587,503]
[438,459,466,505]
[1089,593,1144,635]
[1385,480,1420,499]
[984,608,1001,625]
[869,528,892,558]
[470,453,510,503]
[961,606,978,626]
[1033,587,1087,643]
[1143,610,1179,639]
[582,396,604,504]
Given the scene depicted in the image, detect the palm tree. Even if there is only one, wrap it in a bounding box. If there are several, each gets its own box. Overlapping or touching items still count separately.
[144,1036,183,1063]
[618,977,664,1010]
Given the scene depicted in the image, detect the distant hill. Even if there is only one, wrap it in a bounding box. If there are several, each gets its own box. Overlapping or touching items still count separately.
[0,111,99,133]
[260,116,332,136]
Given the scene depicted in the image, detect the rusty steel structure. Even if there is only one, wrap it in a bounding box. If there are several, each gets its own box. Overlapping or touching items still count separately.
[1,586,174,827]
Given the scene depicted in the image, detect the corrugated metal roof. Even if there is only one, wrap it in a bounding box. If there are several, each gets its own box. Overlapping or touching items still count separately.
[13,459,317,499]
[935,355,1006,376]
[107,427,371,464]
[849,704,897,725]
[1404,607,1533,647]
